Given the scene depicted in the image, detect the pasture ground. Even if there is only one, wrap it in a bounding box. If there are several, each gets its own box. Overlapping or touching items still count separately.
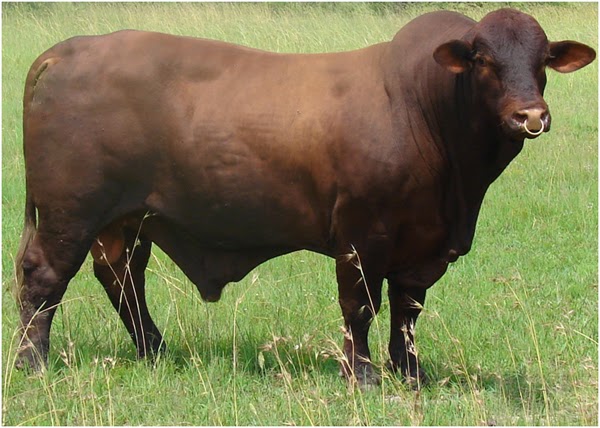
[2,2,597,425]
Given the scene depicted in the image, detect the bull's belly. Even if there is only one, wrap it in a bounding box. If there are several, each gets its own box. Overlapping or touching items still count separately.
[143,188,331,252]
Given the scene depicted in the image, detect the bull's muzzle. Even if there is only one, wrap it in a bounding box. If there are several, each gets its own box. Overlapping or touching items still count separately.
[510,107,551,138]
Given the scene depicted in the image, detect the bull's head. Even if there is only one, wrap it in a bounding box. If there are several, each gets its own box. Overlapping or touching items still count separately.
[433,8,595,141]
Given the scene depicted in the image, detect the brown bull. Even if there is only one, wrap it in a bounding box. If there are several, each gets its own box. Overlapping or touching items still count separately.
[15,9,595,386]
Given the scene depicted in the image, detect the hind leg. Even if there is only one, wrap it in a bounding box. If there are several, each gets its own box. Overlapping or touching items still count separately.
[16,232,92,371]
[93,227,165,358]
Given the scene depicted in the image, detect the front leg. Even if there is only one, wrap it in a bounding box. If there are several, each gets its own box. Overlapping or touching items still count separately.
[387,283,427,387]
[336,248,385,387]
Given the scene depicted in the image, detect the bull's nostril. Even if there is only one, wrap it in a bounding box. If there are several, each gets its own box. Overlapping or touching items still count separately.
[513,108,546,132]
[512,112,528,124]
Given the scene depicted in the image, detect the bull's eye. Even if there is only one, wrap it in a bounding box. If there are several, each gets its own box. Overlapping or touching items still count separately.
[476,57,487,67]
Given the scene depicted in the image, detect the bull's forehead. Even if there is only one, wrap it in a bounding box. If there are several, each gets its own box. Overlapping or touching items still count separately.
[471,9,548,62]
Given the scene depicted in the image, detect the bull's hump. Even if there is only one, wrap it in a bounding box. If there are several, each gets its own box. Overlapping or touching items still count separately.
[393,10,475,45]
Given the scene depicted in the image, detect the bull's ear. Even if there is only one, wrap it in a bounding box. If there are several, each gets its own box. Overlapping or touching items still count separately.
[548,41,596,73]
[433,40,473,73]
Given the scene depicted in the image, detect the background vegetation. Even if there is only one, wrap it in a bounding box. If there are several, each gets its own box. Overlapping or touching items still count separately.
[2,2,597,425]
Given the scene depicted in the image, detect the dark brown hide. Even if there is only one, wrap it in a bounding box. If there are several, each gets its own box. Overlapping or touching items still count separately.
[15,8,595,386]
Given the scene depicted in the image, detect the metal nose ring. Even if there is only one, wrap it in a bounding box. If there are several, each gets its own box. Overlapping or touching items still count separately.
[523,119,545,136]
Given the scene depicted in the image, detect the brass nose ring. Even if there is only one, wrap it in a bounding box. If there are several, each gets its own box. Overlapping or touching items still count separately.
[523,119,544,136]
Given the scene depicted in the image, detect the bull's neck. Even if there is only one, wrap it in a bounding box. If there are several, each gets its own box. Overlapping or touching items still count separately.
[395,60,524,254]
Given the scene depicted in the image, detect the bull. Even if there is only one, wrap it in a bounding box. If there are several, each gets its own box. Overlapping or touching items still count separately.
[15,8,595,386]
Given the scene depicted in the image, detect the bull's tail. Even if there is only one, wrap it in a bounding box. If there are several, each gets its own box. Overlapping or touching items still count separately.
[14,187,37,299]
[15,49,52,299]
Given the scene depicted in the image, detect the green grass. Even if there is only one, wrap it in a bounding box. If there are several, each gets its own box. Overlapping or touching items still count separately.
[2,2,597,425]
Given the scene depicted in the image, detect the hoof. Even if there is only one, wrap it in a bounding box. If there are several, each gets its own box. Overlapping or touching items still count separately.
[15,348,46,373]
[135,334,167,360]
[386,360,427,390]
[136,345,167,360]
[340,363,381,389]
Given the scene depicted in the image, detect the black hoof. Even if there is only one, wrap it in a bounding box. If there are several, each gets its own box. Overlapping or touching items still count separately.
[134,334,167,360]
[386,359,427,389]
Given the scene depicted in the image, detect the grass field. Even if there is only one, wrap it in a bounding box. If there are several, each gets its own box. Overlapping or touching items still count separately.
[2,2,597,425]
